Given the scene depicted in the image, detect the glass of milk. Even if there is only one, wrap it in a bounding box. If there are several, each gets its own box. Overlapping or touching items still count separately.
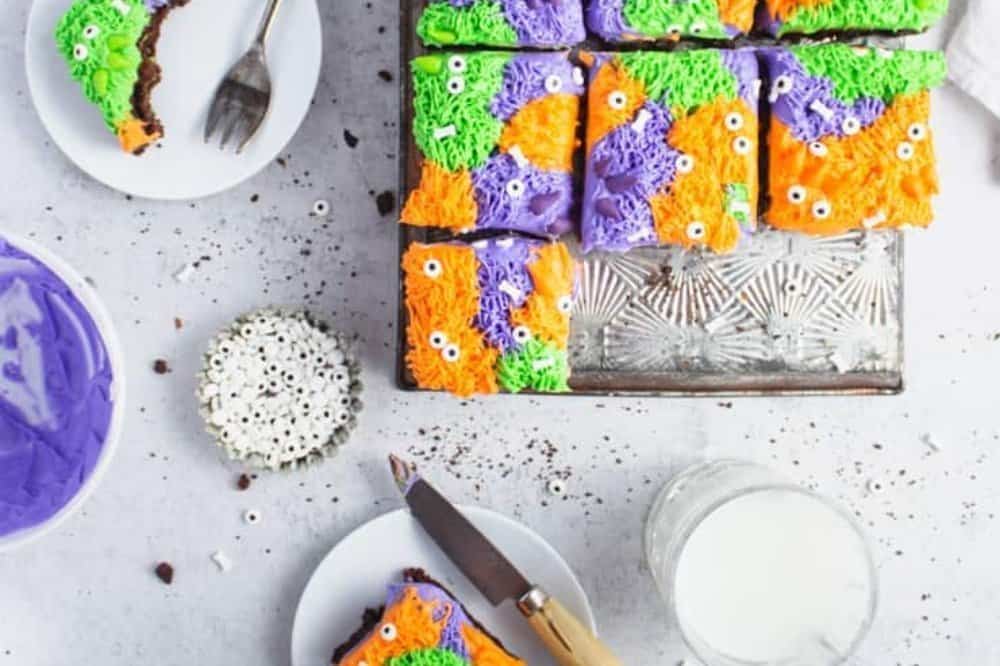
[645,460,877,666]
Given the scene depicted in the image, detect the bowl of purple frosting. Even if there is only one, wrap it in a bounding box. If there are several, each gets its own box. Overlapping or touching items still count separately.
[0,233,125,552]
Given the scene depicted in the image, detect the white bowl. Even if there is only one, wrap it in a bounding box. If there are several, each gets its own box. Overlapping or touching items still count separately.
[0,233,126,552]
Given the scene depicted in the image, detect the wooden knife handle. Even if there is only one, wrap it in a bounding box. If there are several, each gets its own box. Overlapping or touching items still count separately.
[519,588,622,666]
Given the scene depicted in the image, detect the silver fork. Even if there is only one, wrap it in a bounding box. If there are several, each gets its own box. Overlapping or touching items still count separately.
[204,0,284,153]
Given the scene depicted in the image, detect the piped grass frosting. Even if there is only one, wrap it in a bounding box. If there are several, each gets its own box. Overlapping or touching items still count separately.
[418,0,586,48]
[402,52,584,237]
[334,570,524,666]
[402,237,576,397]
[587,0,755,43]
[56,0,188,154]
[763,45,947,235]
[581,49,760,254]
[760,0,948,37]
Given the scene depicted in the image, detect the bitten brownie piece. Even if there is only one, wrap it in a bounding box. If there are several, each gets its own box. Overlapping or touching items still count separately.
[587,0,755,42]
[581,49,760,254]
[758,0,948,38]
[401,51,583,238]
[763,45,947,236]
[332,569,524,665]
[418,0,585,48]
[402,237,576,397]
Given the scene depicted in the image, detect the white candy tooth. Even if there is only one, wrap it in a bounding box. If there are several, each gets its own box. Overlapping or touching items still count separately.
[532,357,555,371]
[433,125,457,140]
[809,100,834,121]
[507,145,529,168]
[499,280,523,300]
[631,108,652,134]
[110,0,131,15]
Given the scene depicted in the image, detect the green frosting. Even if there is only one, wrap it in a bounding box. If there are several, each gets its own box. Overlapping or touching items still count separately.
[620,51,737,115]
[725,183,751,228]
[412,52,510,172]
[623,0,729,39]
[779,0,948,36]
[792,44,948,105]
[497,339,570,394]
[55,0,149,132]
[417,0,518,47]
[386,648,469,666]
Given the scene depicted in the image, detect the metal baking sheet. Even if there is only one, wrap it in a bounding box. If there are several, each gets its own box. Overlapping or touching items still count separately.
[396,0,904,396]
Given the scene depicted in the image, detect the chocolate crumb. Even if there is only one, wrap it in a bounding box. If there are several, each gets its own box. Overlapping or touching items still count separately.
[154,562,174,585]
[237,474,251,491]
[343,130,359,149]
[376,190,395,216]
[377,70,393,82]
[173,317,183,330]
[250,193,259,203]
[276,157,287,168]
[153,359,171,374]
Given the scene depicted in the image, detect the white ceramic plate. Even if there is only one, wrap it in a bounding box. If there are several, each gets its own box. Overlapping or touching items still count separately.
[0,232,126,553]
[291,507,597,666]
[25,0,322,200]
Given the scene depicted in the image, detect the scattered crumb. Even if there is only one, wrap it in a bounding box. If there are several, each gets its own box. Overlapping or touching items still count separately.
[153,359,171,375]
[250,193,259,203]
[377,70,393,82]
[173,317,184,330]
[375,190,395,216]
[211,550,233,573]
[343,130,359,149]
[920,432,941,452]
[237,474,251,491]
[154,562,174,585]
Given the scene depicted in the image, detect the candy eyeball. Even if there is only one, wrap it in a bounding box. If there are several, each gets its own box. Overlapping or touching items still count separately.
[896,141,915,161]
[666,24,682,38]
[732,136,752,155]
[557,295,573,314]
[808,141,828,157]
[544,74,563,93]
[725,112,744,131]
[505,178,525,199]
[690,20,707,35]
[908,123,928,142]
[446,76,465,95]
[428,331,447,349]
[447,55,466,73]
[423,259,442,279]
[812,200,832,219]
[572,67,585,86]
[379,623,398,642]
[73,44,88,61]
[82,24,100,40]
[676,154,695,174]
[842,117,861,136]
[442,344,461,363]
[312,199,330,217]
[686,221,707,241]
[787,185,807,205]
[772,75,793,96]
[513,326,532,344]
[608,90,627,110]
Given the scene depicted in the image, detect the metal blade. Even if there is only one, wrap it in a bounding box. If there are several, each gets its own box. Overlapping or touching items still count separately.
[390,456,533,606]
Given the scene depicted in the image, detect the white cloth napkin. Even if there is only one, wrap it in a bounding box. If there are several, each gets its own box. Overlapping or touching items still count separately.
[947,0,1000,118]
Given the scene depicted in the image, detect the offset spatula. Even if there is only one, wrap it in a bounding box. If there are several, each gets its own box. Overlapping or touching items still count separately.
[389,455,622,666]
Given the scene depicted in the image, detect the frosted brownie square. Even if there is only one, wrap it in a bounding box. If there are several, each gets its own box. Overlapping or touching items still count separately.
[587,0,755,42]
[581,49,760,253]
[763,45,947,235]
[402,52,583,237]
[418,0,586,48]
[758,0,947,38]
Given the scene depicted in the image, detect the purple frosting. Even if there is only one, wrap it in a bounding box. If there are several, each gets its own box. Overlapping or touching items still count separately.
[585,0,636,41]
[762,48,886,143]
[474,238,537,352]
[582,101,680,252]
[491,54,585,122]
[471,153,574,236]
[385,582,475,659]
[145,0,174,10]
[0,238,114,538]
[722,49,762,111]
[501,0,586,47]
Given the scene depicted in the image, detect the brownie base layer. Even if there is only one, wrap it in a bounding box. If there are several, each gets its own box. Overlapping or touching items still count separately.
[130,0,191,155]
[330,568,520,665]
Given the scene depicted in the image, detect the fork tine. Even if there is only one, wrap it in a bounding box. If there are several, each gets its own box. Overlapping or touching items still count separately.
[219,111,244,150]
[204,89,231,143]
[236,109,267,154]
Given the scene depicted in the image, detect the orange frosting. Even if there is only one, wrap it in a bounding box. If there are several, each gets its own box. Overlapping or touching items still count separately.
[766,91,938,235]
[718,0,757,32]
[651,97,758,253]
[401,162,478,232]
[765,0,831,21]
[460,624,525,666]
[510,243,575,349]
[500,93,580,173]
[116,117,159,154]
[403,244,499,397]
[586,58,647,149]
